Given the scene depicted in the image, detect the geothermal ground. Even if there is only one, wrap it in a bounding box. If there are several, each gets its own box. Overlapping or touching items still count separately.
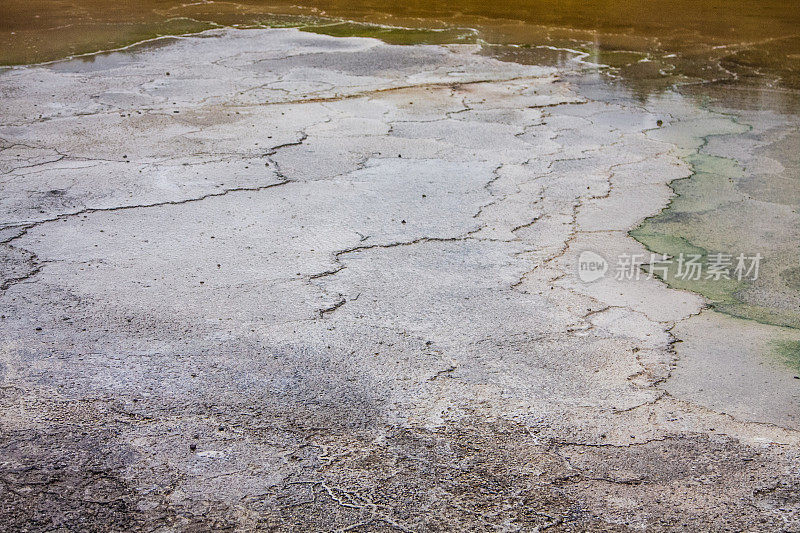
[1,29,799,531]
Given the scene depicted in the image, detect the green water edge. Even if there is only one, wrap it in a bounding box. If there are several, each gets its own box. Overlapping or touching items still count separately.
[631,116,800,370]
[0,17,219,66]
[3,15,677,91]
[0,17,482,67]
[2,14,729,106]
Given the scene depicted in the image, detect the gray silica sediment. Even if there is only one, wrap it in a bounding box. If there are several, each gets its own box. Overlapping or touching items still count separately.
[1,28,799,530]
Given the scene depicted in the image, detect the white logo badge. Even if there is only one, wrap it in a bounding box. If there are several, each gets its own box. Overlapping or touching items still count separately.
[577,250,608,282]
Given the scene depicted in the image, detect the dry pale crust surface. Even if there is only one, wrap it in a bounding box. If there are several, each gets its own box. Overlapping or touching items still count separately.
[0,29,798,531]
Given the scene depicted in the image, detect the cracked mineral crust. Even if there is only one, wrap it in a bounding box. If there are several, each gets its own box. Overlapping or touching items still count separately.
[1,28,799,531]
